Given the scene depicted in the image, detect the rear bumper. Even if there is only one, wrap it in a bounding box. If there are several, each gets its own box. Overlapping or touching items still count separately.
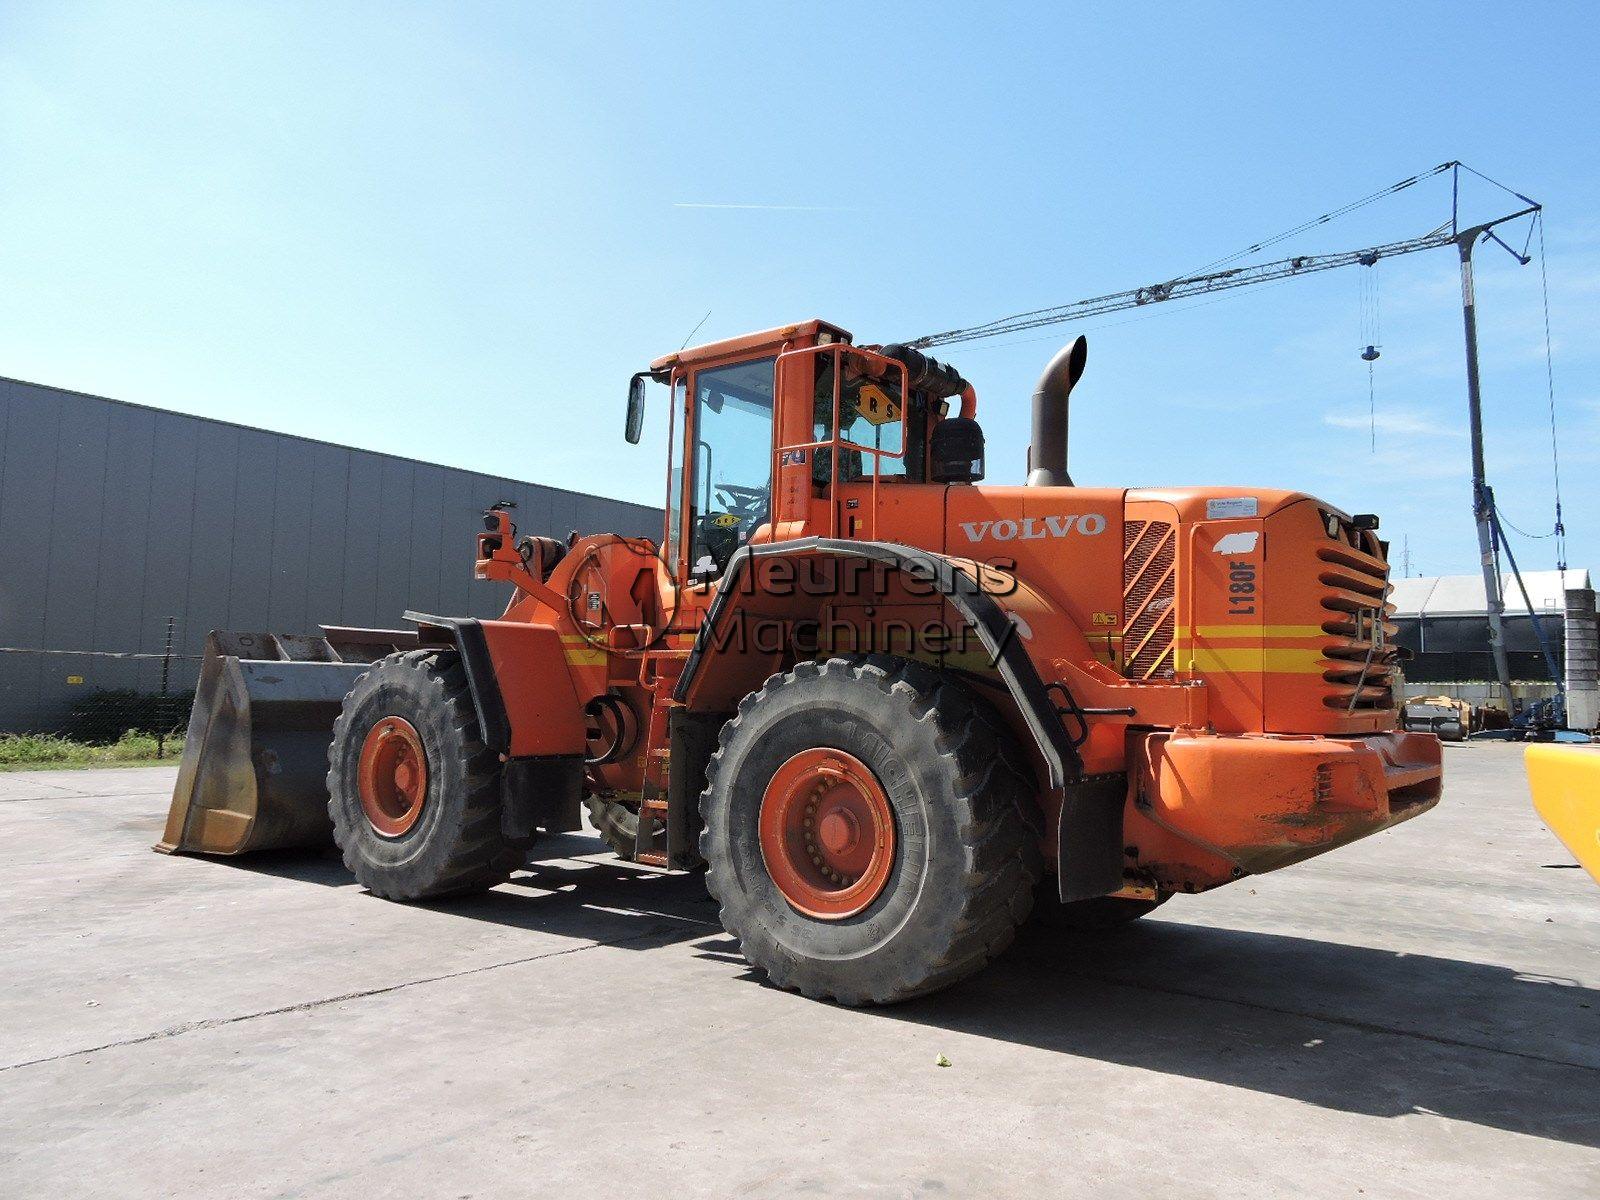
[1135,729,1443,876]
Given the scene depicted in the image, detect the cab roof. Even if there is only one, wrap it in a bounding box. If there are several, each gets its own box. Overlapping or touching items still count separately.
[649,319,852,372]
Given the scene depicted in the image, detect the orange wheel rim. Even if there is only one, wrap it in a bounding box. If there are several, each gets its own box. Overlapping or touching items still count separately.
[758,747,895,920]
[357,716,428,837]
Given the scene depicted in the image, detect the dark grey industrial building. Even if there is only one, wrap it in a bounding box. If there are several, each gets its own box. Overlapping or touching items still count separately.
[0,375,659,733]
[1391,571,1590,683]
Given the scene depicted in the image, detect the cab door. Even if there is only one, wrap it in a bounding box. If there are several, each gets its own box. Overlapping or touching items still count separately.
[680,355,778,585]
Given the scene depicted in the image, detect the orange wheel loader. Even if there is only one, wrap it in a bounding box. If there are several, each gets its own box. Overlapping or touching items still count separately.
[158,319,1443,1005]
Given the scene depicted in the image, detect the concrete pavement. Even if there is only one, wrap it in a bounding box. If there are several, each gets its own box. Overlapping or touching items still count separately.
[1,743,1596,1197]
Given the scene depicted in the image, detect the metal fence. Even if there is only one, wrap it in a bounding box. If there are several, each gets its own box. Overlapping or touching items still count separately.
[0,616,200,758]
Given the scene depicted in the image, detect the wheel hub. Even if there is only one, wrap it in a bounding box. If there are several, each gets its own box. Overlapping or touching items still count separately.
[357,716,428,837]
[818,808,859,856]
[758,747,895,920]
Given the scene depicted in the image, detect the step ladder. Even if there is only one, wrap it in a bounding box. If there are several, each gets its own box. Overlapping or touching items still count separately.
[633,664,685,869]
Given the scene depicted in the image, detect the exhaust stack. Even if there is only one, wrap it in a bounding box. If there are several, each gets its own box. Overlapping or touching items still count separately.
[1027,336,1088,487]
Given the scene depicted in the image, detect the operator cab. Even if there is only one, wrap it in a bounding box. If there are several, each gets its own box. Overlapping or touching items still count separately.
[626,320,984,582]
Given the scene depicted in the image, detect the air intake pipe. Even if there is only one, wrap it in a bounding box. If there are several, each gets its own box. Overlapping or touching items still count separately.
[1027,336,1088,487]
[878,344,977,417]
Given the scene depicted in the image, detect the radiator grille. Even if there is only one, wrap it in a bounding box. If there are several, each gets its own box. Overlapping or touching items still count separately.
[1317,524,1395,711]
[1123,520,1176,679]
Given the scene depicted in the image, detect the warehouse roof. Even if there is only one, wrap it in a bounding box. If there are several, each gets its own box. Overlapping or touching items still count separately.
[1390,570,1591,618]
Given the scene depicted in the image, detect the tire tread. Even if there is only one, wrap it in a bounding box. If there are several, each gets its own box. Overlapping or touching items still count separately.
[700,654,1042,1006]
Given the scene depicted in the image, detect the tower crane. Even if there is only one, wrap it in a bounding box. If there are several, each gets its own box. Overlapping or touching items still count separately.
[909,162,1554,718]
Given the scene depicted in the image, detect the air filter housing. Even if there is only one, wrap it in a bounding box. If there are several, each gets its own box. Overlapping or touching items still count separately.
[930,416,985,483]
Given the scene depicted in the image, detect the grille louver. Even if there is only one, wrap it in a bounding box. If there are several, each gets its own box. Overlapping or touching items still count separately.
[1318,531,1395,711]
[1123,520,1176,679]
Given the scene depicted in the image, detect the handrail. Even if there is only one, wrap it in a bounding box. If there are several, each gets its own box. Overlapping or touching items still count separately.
[772,344,909,543]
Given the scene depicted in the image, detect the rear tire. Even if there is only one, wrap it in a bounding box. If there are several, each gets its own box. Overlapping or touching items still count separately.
[700,655,1042,1006]
[327,650,533,900]
[583,795,639,860]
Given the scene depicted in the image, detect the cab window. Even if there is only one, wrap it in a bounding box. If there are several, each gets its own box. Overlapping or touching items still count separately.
[688,357,775,580]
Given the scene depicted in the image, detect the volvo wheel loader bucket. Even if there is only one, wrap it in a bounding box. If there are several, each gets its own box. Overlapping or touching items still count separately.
[1527,743,1600,885]
[156,628,418,856]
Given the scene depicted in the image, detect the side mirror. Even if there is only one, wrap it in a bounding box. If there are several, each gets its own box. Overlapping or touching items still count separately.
[625,373,648,444]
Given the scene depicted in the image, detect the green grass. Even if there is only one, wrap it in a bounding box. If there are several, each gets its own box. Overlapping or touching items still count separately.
[0,730,179,770]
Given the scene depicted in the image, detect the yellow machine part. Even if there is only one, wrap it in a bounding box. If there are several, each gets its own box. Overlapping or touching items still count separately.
[1526,744,1600,884]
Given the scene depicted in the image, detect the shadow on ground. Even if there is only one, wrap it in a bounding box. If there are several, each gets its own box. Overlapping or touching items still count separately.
[215,839,1600,1150]
[213,831,723,948]
[878,919,1600,1149]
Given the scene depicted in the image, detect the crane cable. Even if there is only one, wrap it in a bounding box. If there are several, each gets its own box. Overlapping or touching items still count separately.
[1535,211,1568,583]
[1450,164,1569,581]
[1185,161,1455,277]
[1358,257,1382,453]
[1490,210,1568,586]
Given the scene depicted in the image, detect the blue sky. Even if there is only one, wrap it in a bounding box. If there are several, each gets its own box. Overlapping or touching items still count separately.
[2,2,1595,580]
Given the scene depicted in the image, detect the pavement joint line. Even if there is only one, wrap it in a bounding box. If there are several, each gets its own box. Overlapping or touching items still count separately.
[0,791,172,802]
[0,793,172,803]
[1079,970,1600,1074]
[0,920,694,1073]
[0,773,78,786]
[7,851,150,865]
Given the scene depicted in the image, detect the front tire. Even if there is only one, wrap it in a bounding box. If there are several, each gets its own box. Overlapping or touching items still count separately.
[327,650,533,900]
[700,655,1041,1006]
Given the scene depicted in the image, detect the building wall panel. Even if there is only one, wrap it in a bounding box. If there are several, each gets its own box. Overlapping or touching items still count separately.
[0,377,658,732]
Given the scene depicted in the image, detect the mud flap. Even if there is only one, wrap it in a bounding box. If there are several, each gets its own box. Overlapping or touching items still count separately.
[1057,772,1128,903]
[501,756,584,837]
[666,708,721,868]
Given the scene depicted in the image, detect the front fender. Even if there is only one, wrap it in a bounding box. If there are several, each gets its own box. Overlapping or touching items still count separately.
[406,611,587,758]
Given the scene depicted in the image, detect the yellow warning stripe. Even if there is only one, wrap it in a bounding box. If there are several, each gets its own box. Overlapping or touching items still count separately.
[560,634,608,667]
[1184,647,1328,674]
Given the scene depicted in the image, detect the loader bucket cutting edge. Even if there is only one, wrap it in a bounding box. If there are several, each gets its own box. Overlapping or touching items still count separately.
[156,629,418,856]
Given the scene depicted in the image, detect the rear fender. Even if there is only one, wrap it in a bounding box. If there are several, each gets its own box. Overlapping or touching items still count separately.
[668,537,1094,809]
[675,538,1078,784]
[671,539,1125,896]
